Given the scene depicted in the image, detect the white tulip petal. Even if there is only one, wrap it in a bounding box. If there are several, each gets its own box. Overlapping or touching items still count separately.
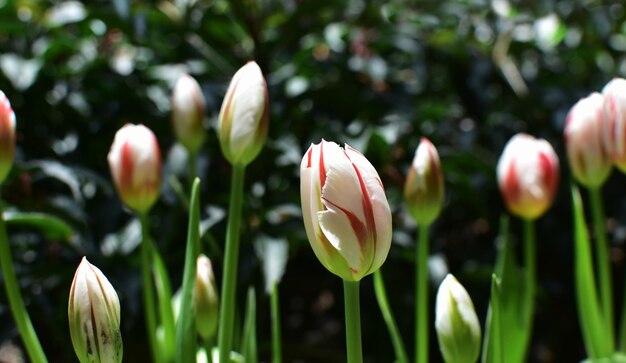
[318,206,364,274]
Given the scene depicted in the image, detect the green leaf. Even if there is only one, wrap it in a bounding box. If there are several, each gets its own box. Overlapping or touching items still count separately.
[152,247,176,362]
[4,211,73,240]
[241,287,258,363]
[489,274,503,363]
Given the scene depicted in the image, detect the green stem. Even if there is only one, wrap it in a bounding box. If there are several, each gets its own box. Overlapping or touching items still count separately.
[0,202,48,363]
[140,214,163,363]
[373,270,409,363]
[217,164,246,363]
[271,283,282,363]
[522,218,536,360]
[189,151,198,182]
[343,280,363,363]
[589,187,614,344]
[415,225,429,363]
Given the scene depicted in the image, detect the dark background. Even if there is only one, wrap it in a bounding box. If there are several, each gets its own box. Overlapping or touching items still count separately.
[1,0,626,361]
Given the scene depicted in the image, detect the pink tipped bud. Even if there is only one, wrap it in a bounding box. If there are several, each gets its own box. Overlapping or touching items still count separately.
[171,74,206,153]
[497,133,559,220]
[0,90,16,184]
[218,61,269,166]
[602,78,626,172]
[300,140,392,281]
[404,138,445,226]
[564,92,612,187]
[107,124,162,214]
[195,254,219,340]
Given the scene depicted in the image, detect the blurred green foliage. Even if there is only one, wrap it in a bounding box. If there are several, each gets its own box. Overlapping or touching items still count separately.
[1,0,626,361]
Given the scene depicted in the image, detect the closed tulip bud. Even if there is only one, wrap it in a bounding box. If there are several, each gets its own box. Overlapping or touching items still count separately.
[602,78,626,172]
[497,133,559,220]
[404,138,444,226]
[218,61,269,166]
[435,274,481,363]
[195,254,219,340]
[107,124,162,214]
[300,140,392,281]
[565,92,611,187]
[171,74,206,153]
[68,257,122,363]
[0,91,15,184]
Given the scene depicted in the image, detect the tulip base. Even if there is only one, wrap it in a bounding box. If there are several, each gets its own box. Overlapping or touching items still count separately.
[343,280,363,363]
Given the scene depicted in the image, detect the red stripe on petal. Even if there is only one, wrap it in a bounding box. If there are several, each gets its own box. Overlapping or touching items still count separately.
[322,196,368,248]
[539,152,558,196]
[343,149,377,243]
[120,142,134,192]
[307,147,313,168]
[319,142,327,188]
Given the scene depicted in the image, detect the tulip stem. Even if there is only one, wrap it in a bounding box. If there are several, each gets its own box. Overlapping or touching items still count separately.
[217,163,246,363]
[271,282,282,363]
[189,151,198,182]
[0,202,48,363]
[373,270,409,363]
[343,280,363,363]
[140,213,163,363]
[589,187,614,344]
[522,218,536,359]
[415,225,429,363]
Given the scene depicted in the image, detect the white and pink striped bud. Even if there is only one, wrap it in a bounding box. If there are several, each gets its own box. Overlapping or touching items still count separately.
[218,61,269,166]
[564,92,611,187]
[195,254,219,340]
[171,74,206,153]
[404,138,445,226]
[68,257,122,363]
[497,133,559,220]
[107,124,162,214]
[300,140,392,281]
[602,78,626,172]
[0,91,15,184]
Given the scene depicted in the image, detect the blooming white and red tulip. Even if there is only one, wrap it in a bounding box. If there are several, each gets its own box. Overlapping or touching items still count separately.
[300,140,392,281]
[564,92,611,187]
[435,274,481,363]
[602,78,626,172]
[195,254,219,340]
[107,124,162,214]
[404,138,444,226]
[218,61,269,166]
[171,74,206,153]
[68,257,122,363]
[497,133,559,220]
[0,90,15,184]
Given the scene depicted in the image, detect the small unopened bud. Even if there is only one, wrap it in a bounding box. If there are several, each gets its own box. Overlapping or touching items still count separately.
[218,61,269,166]
[195,254,219,340]
[404,138,444,226]
[602,78,626,172]
[68,257,122,363]
[171,74,206,153]
[435,274,481,363]
[0,90,16,185]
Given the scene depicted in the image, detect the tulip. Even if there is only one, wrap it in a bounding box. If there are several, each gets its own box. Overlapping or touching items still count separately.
[564,92,611,187]
[435,274,481,363]
[68,257,122,363]
[171,74,206,153]
[218,61,269,166]
[300,139,392,281]
[107,124,162,214]
[0,90,15,184]
[496,133,559,220]
[196,254,219,340]
[404,138,444,226]
[602,78,626,172]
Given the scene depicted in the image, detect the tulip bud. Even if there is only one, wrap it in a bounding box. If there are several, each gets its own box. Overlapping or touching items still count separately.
[0,90,15,185]
[564,92,611,187]
[602,78,626,172]
[107,124,162,214]
[218,61,269,166]
[300,139,392,281]
[171,74,206,153]
[68,257,122,363]
[496,133,559,220]
[404,138,444,226]
[435,274,481,363]
[195,254,219,340]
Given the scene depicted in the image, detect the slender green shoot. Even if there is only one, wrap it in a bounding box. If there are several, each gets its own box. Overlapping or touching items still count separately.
[140,213,164,363]
[373,270,409,363]
[343,280,363,363]
[241,287,258,363]
[521,218,536,359]
[415,225,429,363]
[271,282,282,363]
[152,242,176,362]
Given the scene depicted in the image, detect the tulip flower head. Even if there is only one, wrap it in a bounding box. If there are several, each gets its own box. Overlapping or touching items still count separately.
[0,90,15,184]
[171,74,206,153]
[602,78,626,172]
[564,92,611,187]
[497,133,559,220]
[404,138,444,226]
[218,61,269,166]
[300,140,392,281]
[108,124,162,214]
[68,257,122,363]
[435,274,481,363]
[195,254,219,340]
